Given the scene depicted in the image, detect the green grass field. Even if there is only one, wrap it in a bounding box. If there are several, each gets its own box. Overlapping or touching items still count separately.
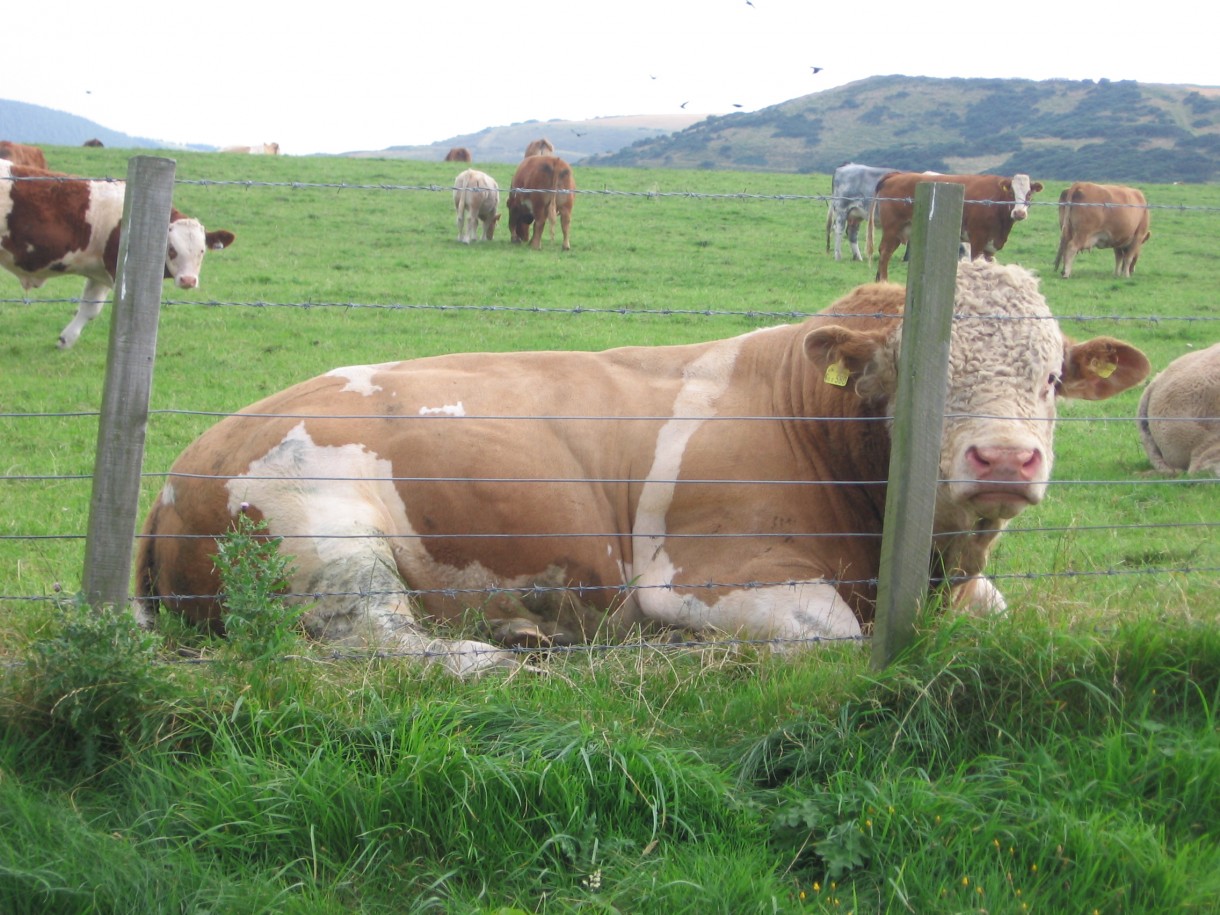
[1,145,1217,913]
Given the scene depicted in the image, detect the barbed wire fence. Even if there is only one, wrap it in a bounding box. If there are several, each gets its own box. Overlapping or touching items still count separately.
[2,162,1218,672]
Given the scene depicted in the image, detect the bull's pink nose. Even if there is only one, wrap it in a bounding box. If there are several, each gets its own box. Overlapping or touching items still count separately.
[966,445,1042,481]
[176,275,199,289]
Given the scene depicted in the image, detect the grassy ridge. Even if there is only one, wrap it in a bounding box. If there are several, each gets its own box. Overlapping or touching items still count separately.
[0,145,1218,912]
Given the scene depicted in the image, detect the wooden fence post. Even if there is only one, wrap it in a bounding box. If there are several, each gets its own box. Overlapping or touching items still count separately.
[870,181,964,669]
[81,156,175,611]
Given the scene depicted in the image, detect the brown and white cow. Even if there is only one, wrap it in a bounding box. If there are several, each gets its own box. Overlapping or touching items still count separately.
[1054,182,1150,278]
[137,261,1148,676]
[0,161,236,348]
[1138,342,1220,477]
[453,168,500,244]
[444,147,472,163]
[868,172,1044,281]
[524,138,555,158]
[507,155,574,251]
[220,142,280,155]
[0,141,48,169]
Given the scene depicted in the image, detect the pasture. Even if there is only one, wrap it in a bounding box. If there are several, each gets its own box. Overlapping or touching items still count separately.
[1,146,1218,913]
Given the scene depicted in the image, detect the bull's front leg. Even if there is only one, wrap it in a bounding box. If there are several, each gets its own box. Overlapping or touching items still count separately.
[58,277,112,349]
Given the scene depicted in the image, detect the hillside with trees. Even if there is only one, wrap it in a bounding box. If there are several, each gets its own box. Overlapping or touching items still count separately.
[586,75,1220,183]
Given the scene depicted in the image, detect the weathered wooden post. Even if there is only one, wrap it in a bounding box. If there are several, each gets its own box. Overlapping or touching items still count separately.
[82,156,175,611]
[870,181,964,669]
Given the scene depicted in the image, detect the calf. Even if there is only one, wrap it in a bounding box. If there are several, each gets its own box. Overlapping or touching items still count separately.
[507,155,574,251]
[868,172,1043,281]
[138,261,1148,675]
[444,147,472,163]
[0,162,236,348]
[453,168,500,243]
[1054,182,1150,278]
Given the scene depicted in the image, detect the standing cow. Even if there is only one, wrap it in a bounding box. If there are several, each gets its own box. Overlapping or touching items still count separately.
[0,141,48,169]
[826,163,897,261]
[221,143,280,155]
[453,168,500,243]
[868,172,1043,281]
[507,155,574,251]
[138,261,1148,676]
[444,147,472,163]
[0,161,236,348]
[1054,182,1150,278]
[1138,342,1220,476]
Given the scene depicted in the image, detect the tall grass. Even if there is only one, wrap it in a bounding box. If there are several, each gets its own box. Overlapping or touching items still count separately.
[0,145,1217,912]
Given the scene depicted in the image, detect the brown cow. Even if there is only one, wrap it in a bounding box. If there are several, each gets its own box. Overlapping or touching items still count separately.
[1053,182,1150,278]
[524,138,555,157]
[444,147,472,163]
[137,261,1149,676]
[0,141,48,169]
[868,172,1043,281]
[507,155,574,251]
[0,161,236,348]
[83,138,105,148]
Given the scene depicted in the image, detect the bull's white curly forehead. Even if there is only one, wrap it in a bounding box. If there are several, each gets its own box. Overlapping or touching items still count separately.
[944,262,1064,415]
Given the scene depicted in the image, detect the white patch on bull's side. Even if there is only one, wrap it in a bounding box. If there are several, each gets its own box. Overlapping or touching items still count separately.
[418,401,466,417]
[221,422,545,674]
[158,482,176,506]
[325,363,395,396]
[630,338,740,611]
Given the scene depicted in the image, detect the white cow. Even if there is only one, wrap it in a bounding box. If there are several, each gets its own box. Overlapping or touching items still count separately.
[826,163,898,261]
[453,169,501,244]
[1138,342,1220,476]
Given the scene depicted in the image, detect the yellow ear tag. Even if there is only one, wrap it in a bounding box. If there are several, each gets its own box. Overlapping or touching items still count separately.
[824,361,851,387]
[1091,359,1117,379]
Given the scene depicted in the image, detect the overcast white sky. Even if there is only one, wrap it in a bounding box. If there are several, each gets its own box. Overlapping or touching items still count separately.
[6,0,1215,155]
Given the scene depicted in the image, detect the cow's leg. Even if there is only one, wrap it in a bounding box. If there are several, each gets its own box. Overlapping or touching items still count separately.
[1060,242,1078,278]
[456,201,468,243]
[58,277,112,349]
[559,206,571,251]
[530,197,546,250]
[293,527,520,676]
[637,578,863,647]
[876,235,902,282]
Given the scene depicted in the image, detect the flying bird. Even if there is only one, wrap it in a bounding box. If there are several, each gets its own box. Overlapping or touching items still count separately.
[811,66,823,74]
[732,103,744,108]
[680,100,689,109]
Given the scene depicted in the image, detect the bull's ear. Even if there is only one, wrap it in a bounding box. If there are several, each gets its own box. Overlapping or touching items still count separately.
[804,325,885,377]
[1030,181,1044,192]
[207,229,236,250]
[1059,336,1151,400]
[999,179,1012,195]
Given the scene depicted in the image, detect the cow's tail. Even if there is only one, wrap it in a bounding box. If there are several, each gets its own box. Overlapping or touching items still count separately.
[825,203,833,254]
[547,163,568,238]
[1136,378,1173,472]
[866,196,877,265]
[132,501,163,629]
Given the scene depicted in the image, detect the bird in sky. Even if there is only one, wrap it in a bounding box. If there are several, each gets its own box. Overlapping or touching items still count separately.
[680,100,689,109]
[732,103,744,108]
[811,66,823,74]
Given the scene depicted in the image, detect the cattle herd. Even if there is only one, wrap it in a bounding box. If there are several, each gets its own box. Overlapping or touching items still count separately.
[1,139,1215,673]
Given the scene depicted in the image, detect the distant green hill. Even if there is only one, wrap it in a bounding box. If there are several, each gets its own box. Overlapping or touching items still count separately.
[585,75,1220,183]
[0,98,207,150]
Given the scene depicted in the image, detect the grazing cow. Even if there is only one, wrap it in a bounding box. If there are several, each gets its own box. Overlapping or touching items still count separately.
[444,147,472,163]
[826,163,898,261]
[83,138,105,148]
[1053,182,1151,278]
[453,168,500,243]
[137,261,1148,676]
[0,141,48,169]
[1138,342,1220,477]
[0,161,236,348]
[524,138,555,158]
[868,172,1044,281]
[507,155,574,251]
[221,143,280,154]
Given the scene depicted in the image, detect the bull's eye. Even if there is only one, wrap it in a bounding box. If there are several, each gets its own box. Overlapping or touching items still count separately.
[167,245,178,260]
